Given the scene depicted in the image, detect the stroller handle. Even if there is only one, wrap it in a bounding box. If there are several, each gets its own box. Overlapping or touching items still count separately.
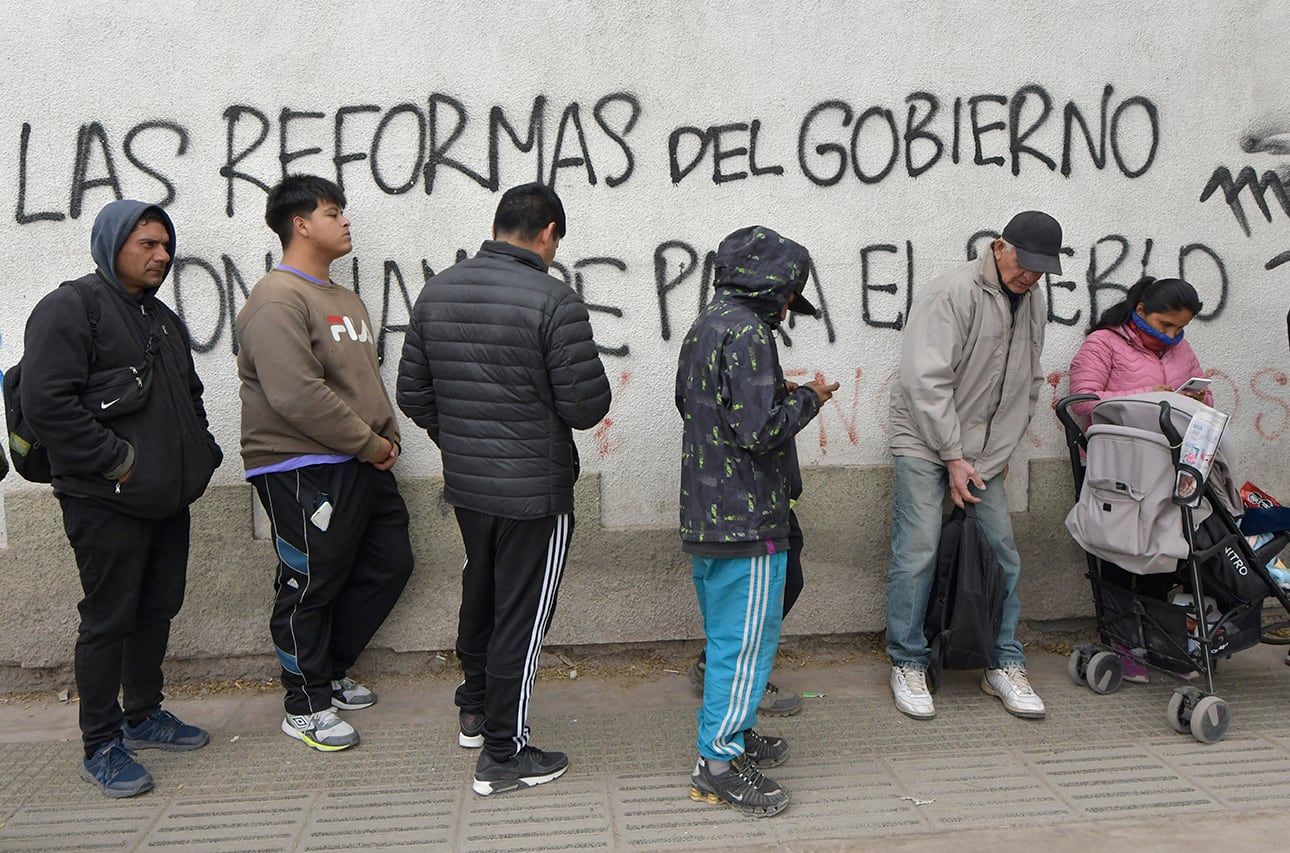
[1055,394,1099,435]
[1157,399,1184,446]
[1056,394,1100,499]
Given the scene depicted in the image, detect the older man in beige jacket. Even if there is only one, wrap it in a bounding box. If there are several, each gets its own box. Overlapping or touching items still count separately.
[885,210,1063,722]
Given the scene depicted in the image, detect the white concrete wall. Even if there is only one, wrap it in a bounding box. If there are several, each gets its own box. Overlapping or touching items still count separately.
[1,0,1287,526]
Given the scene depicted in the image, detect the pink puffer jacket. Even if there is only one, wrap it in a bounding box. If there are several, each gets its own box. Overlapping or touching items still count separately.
[1068,324,1212,420]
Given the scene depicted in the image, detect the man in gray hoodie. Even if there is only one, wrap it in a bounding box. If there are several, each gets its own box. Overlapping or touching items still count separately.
[20,200,222,798]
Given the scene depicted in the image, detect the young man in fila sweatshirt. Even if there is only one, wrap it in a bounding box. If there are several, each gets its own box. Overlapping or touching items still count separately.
[236,174,414,752]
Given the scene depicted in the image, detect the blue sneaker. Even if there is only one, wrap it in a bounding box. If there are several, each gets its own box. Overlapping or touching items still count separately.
[123,709,210,752]
[79,738,154,798]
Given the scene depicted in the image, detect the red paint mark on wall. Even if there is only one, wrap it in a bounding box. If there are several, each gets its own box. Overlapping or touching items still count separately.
[1250,368,1290,440]
[820,367,863,448]
[594,371,631,458]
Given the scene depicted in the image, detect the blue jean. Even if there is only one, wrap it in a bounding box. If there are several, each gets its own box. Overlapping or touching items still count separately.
[885,455,1025,670]
[692,552,786,760]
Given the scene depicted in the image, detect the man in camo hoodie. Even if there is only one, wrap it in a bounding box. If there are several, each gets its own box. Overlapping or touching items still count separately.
[675,226,837,818]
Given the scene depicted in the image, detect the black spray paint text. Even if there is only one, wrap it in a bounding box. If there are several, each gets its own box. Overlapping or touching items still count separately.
[162,231,1228,366]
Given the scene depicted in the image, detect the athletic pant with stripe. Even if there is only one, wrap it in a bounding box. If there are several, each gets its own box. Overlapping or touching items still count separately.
[252,461,414,716]
[452,508,573,762]
[692,552,787,761]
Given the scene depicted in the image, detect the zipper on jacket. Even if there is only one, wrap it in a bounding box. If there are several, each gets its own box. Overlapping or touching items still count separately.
[979,291,1021,458]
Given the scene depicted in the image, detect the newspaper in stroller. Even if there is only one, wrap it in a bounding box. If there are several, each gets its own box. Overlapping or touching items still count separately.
[1056,391,1290,743]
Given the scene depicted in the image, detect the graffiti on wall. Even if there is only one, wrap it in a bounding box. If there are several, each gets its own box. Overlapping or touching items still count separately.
[14,85,1161,219]
[4,77,1288,471]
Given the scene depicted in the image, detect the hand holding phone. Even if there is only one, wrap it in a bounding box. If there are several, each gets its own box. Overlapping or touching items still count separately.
[1175,377,1211,397]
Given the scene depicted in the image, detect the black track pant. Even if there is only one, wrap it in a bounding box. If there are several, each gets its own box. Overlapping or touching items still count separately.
[252,461,414,716]
[60,497,189,757]
[452,508,573,762]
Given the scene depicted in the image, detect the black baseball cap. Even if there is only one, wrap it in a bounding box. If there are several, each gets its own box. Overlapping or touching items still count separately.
[1001,210,1063,274]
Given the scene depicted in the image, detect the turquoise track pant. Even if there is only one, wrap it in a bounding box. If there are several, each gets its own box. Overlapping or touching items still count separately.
[692,552,786,760]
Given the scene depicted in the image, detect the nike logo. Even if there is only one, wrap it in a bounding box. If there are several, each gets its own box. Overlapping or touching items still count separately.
[100,398,122,409]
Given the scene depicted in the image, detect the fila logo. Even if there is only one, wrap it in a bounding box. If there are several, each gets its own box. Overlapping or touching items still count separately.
[328,315,371,342]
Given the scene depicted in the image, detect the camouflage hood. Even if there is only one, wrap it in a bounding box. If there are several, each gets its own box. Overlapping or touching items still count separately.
[713,226,814,326]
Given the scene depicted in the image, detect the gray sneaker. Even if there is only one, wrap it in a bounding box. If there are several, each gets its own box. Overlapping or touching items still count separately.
[331,677,376,711]
[689,656,802,716]
[282,708,360,751]
[758,682,803,716]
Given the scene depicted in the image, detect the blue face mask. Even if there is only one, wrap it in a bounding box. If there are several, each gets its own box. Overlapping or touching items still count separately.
[1131,309,1185,348]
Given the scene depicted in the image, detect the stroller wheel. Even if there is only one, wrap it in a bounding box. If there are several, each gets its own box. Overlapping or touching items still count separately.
[1190,696,1230,744]
[1085,651,1123,694]
[1166,688,1194,734]
[1067,648,1087,685]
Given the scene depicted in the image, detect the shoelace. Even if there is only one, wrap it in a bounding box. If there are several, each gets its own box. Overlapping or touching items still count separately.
[902,667,930,694]
[314,708,343,727]
[102,742,140,777]
[1001,666,1035,695]
[730,754,768,789]
[143,710,180,738]
[335,677,358,692]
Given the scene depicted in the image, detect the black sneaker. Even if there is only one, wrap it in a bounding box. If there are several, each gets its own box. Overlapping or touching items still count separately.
[689,754,791,818]
[79,738,154,799]
[472,745,568,796]
[742,729,789,767]
[122,709,210,752]
[459,710,484,749]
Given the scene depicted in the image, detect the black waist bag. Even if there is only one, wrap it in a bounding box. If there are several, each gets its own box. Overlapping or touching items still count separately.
[79,357,154,421]
[923,504,1004,692]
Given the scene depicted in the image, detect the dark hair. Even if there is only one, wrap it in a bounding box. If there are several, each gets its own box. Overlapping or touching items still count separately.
[265,174,347,248]
[136,207,168,229]
[1089,276,1203,334]
[492,182,566,241]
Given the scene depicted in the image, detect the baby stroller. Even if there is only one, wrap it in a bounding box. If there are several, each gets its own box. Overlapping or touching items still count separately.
[1056,392,1290,743]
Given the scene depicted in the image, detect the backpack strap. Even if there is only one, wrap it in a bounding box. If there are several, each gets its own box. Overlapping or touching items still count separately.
[59,279,102,364]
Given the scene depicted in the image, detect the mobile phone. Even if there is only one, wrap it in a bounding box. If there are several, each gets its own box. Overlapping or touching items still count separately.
[1175,377,1211,394]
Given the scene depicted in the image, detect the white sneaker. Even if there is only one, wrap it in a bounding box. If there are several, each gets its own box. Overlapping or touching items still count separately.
[890,665,935,719]
[982,666,1046,719]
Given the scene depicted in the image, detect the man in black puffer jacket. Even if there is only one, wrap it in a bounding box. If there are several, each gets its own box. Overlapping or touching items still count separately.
[397,183,610,797]
[21,200,223,799]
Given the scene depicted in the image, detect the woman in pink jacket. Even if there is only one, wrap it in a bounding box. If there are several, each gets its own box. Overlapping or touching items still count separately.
[1070,276,1212,421]
[1068,275,1210,682]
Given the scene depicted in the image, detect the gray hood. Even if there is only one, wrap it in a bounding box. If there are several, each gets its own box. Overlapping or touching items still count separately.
[90,200,176,288]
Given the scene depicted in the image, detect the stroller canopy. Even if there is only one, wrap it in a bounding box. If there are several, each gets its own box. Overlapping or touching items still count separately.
[1066,392,1241,575]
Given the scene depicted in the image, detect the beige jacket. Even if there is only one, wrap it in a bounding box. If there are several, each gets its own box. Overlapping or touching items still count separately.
[888,250,1045,481]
